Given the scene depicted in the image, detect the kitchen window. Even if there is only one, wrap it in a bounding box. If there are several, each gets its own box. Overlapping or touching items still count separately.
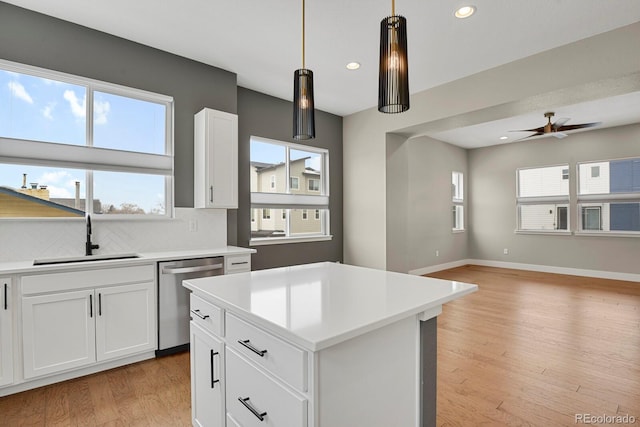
[577,158,640,234]
[452,171,464,231]
[250,136,330,244]
[516,165,570,232]
[0,59,173,219]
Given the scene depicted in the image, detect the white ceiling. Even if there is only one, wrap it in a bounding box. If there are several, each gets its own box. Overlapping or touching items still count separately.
[5,0,640,146]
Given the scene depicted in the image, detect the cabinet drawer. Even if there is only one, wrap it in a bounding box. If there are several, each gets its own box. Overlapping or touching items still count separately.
[190,294,223,337]
[226,348,307,427]
[225,255,251,274]
[226,313,307,392]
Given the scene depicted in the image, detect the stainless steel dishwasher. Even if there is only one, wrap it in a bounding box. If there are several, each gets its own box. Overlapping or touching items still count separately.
[157,257,223,356]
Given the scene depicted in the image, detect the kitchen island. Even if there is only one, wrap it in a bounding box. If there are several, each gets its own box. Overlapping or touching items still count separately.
[184,262,477,427]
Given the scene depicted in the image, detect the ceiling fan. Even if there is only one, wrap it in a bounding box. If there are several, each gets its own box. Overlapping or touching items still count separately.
[510,112,601,140]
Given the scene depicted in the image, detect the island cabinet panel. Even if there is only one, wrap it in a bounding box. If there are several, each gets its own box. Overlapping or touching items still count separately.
[191,322,225,427]
[226,347,308,427]
[226,313,308,392]
[0,277,13,387]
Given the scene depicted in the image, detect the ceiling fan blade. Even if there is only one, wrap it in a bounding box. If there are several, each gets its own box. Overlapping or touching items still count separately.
[552,118,570,129]
[556,122,601,131]
[513,132,544,141]
[552,132,568,139]
[509,126,545,133]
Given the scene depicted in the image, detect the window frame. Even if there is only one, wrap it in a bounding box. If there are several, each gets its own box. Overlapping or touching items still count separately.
[0,59,174,220]
[249,136,331,245]
[452,171,465,232]
[515,164,571,234]
[576,157,640,236]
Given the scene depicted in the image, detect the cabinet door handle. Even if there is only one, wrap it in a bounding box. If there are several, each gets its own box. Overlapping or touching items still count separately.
[231,261,249,266]
[209,186,214,203]
[89,294,93,318]
[3,283,7,310]
[98,293,102,316]
[190,309,210,320]
[238,397,267,421]
[210,350,219,388]
[238,339,267,357]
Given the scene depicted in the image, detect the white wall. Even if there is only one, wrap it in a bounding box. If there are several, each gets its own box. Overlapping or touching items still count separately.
[0,208,227,262]
[343,22,640,270]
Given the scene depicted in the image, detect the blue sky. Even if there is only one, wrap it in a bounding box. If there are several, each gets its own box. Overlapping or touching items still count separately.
[0,69,166,213]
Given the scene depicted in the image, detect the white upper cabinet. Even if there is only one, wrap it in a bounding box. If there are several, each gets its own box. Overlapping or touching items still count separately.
[0,278,13,387]
[194,108,238,209]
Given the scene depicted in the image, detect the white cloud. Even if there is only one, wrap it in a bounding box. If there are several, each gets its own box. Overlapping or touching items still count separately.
[47,185,73,199]
[94,100,111,125]
[8,81,34,104]
[63,90,86,118]
[42,102,56,120]
[40,170,73,185]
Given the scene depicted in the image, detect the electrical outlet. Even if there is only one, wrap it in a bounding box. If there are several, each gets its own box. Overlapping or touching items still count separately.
[435,250,439,257]
[189,219,198,232]
[503,248,509,255]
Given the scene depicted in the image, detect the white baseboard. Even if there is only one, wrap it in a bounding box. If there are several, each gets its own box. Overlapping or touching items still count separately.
[409,258,640,283]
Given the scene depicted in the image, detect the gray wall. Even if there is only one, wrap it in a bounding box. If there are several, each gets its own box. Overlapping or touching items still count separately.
[387,136,468,273]
[236,88,343,270]
[468,123,640,274]
[0,1,237,208]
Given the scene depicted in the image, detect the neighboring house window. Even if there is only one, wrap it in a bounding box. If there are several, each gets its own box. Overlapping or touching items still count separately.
[562,168,569,180]
[452,171,464,231]
[517,165,569,231]
[308,179,320,192]
[270,175,276,190]
[0,59,173,219]
[262,208,271,219]
[250,136,330,243]
[577,158,640,233]
[290,176,299,190]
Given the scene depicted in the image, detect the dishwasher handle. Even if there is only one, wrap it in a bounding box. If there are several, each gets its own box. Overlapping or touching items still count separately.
[162,263,223,275]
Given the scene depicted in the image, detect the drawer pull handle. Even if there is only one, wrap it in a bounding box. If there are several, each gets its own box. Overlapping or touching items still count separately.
[238,397,267,421]
[210,350,219,388]
[3,283,7,310]
[191,309,210,320]
[238,339,267,357]
[231,261,249,265]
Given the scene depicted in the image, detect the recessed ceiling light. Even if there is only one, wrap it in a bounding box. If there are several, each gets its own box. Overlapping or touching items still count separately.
[346,62,360,70]
[454,5,476,19]
[499,136,508,140]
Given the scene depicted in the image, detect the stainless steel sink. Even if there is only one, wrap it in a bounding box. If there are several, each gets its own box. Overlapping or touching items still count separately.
[33,253,140,265]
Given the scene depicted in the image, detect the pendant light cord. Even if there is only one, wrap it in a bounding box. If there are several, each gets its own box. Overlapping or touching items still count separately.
[302,0,305,69]
[392,0,395,16]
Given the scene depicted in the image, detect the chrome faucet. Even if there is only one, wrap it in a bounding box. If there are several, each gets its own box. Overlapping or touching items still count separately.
[85,215,100,256]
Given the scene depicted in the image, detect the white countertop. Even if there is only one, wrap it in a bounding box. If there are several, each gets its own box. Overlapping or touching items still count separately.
[0,246,256,274]
[184,262,477,351]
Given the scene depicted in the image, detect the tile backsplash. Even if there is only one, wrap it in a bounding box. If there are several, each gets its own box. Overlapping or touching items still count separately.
[0,208,227,262]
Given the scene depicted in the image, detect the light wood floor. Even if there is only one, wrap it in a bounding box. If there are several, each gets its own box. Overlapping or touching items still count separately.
[1,265,639,426]
[428,265,640,427]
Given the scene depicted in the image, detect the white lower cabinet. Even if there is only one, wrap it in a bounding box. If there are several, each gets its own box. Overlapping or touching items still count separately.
[22,289,96,378]
[0,277,13,387]
[190,322,225,427]
[21,267,156,380]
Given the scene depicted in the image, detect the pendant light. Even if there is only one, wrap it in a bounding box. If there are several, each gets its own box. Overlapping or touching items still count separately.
[293,0,315,139]
[378,0,409,113]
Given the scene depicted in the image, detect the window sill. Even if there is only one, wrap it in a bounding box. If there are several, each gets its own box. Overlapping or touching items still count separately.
[575,231,640,238]
[514,230,572,236]
[250,235,333,246]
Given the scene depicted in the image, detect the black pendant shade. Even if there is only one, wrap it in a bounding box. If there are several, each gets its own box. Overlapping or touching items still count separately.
[293,68,315,140]
[378,15,409,113]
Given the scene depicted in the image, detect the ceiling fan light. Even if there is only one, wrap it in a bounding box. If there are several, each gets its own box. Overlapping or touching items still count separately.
[293,68,315,140]
[378,14,410,113]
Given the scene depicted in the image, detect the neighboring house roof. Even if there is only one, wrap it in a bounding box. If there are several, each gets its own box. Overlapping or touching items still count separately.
[0,186,85,216]
[251,157,319,175]
[52,198,102,213]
